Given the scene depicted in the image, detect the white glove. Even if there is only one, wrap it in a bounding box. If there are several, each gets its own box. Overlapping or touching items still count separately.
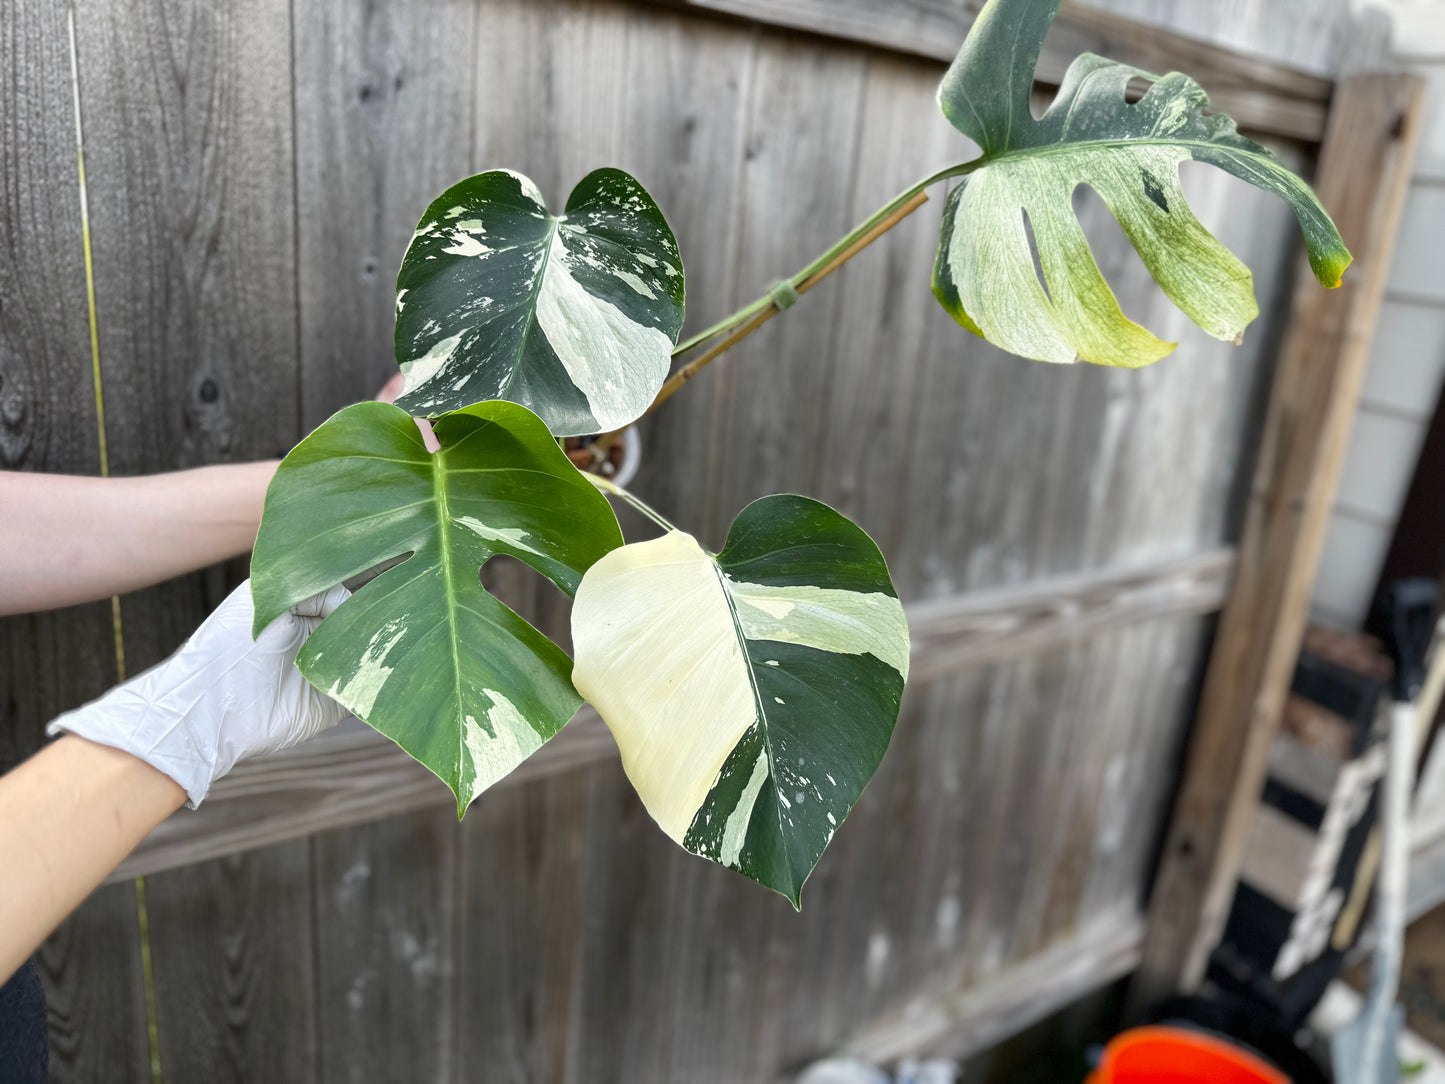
[47,579,350,807]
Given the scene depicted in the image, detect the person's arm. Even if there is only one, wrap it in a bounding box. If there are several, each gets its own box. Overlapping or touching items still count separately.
[0,736,185,982]
[0,375,409,619]
[0,461,278,617]
[0,580,350,983]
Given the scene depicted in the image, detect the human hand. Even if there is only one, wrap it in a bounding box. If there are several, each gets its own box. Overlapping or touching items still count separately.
[374,371,439,452]
[46,580,350,807]
[374,372,405,404]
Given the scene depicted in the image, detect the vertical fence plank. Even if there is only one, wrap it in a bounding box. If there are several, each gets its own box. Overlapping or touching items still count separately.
[294,0,477,429]
[0,3,153,1077]
[312,811,461,1084]
[69,0,315,1078]
[621,5,756,537]
[703,31,869,540]
[143,843,319,1080]
[289,4,476,1078]
[454,774,590,1084]
[565,761,685,1084]
[809,53,961,552]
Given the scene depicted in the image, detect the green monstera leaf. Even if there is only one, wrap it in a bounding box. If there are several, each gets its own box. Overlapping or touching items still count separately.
[252,400,624,815]
[932,0,1351,368]
[393,168,685,435]
[571,495,909,906]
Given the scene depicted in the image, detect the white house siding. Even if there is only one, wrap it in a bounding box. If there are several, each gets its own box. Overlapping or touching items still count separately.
[1314,14,1445,628]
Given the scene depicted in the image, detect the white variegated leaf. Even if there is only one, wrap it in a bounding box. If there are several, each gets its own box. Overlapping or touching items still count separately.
[393,168,685,435]
[571,495,908,906]
[933,0,1351,368]
[251,400,624,815]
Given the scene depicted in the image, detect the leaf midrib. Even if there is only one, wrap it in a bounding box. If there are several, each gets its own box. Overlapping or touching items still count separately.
[431,446,470,802]
[500,216,562,400]
[712,562,797,902]
[974,136,1269,170]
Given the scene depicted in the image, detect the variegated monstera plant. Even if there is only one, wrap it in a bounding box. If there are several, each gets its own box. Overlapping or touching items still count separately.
[251,0,1349,906]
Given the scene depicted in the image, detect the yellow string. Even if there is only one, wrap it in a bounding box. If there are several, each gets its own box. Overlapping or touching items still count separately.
[68,5,158,1080]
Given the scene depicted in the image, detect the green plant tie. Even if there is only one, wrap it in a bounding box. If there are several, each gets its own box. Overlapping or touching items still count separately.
[768,279,801,310]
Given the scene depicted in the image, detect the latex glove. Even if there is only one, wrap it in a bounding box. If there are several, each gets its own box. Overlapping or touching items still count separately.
[47,579,350,807]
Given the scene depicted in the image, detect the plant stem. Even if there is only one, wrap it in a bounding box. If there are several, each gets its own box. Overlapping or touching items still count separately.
[652,188,930,413]
[587,474,678,533]
[594,160,978,449]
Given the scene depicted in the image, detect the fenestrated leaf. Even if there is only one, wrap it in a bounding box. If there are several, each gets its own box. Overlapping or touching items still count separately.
[932,0,1352,368]
[570,495,909,906]
[251,400,624,815]
[393,167,685,435]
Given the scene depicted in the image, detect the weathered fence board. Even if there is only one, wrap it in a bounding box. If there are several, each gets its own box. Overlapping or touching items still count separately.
[66,0,314,1079]
[295,0,479,430]
[0,3,157,1079]
[0,0,1348,1077]
[643,0,1336,137]
[314,810,463,1082]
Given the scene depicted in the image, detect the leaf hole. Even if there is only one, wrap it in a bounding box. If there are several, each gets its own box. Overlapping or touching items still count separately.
[478,553,540,614]
[1124,75,1155,103]
[1028,84,1053,122]
[1020,209,1052,304]
[1071,184,1152,324]
[1075,182,1173,330]
[343,552,412,593]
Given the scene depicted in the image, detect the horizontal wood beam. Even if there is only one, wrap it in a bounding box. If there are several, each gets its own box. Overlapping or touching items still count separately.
[641,0,1332,141]
[109,547,1235,882]
[907,548,1234,682]
[837,905,1145,1067]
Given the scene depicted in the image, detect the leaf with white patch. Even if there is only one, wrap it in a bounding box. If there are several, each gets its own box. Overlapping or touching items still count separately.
[393,168,685,435]
[932,0,1351,368]
[251,400,624,815]
[571,495,909,906]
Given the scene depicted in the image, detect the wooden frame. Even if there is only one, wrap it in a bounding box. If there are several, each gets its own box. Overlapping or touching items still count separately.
[1133,72,1427,1008]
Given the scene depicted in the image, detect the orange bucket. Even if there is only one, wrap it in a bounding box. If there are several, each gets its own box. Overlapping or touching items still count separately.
[1086,1025,1292,1084]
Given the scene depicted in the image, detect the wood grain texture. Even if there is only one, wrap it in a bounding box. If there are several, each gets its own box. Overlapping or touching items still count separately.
[291,9,475,1078]
[313,809,461,1084]
[641,0,1332,140]
[68,0,315,1077]
[454,772,590,1083]
[1134,73,1428,1008]
[0,3,153,1077]
[109,709,620,882]
[621,4,757,537]
[0,0,116,771]
[144,842,319,1081]
[35,884,154,1084]
[73,0,300,669]
[840,903,1145,1067]
[294,0,477,430]
[700,28,869,543]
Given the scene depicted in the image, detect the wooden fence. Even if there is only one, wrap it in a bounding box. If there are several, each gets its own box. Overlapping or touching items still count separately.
[0,0,1353,1079]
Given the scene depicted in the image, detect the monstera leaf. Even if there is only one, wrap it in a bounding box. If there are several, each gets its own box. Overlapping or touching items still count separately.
[393,168,686,434]
[571,495,909,906]
[252,400,624,814]
[932,0,1351,368]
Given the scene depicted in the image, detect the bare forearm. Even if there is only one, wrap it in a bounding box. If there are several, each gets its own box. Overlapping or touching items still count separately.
[0,736,185,983]
[0,461,277,616]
